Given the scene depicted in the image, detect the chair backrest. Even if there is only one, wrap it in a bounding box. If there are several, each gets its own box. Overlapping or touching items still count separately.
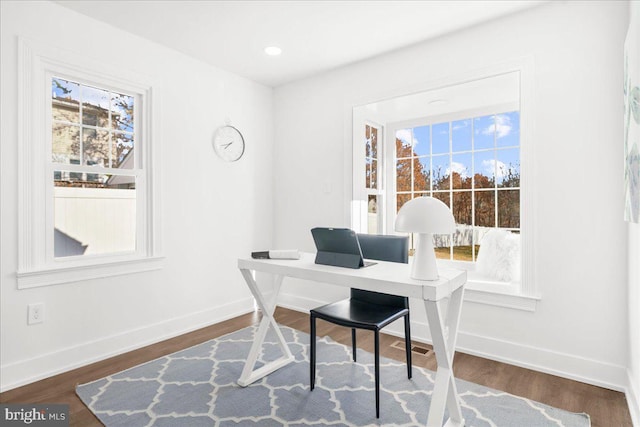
[357,234,409,264]
[351,234,409,308]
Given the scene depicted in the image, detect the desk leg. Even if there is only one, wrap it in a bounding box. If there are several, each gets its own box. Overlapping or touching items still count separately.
[424,285,465,427]
[237,269,295,387]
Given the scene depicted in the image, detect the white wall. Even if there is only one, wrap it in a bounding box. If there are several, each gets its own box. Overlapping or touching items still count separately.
[273,0,630,393]
[627,4,640,425]
[0,1,273,391]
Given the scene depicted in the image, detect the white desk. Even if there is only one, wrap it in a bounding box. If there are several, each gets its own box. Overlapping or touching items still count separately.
[237,252,467,427]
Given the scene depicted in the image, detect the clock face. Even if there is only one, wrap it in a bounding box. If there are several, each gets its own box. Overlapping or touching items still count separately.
[213,125,245,162]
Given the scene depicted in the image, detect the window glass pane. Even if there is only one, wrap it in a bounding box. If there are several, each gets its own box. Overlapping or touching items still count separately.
[452,227,475,261]
[83,128,110,167]
[475,191,495,227]
[497,148,520,188]
[452,191,472,225]
[365,125,371,157]
[432,154,450,191]
[473,150,496,188]
[412,126,430,157]
[452,119,471,152]
[54,173,136,258]
[432,122,449,154]
[367,195,378,234]
[397,193,411,213]
[498,189,520,228]
[52,123,80,164]
[113,133,134,169]
[82,85,110,127]
[396,159,412,191]
[52,78,80,123]
[111,92,134,133]
[451,152,472,189]
[474,115,495,150]
[431,193,451,259]
[370,126,378,158]
[370,159,377,189]
[434,233,451,260]
[396,129,412,158]
[414,157,430,192]
[496,111,519,147]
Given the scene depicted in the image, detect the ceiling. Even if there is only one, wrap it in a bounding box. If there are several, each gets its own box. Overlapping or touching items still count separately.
[361,71,520,124]
[55,0,546,88]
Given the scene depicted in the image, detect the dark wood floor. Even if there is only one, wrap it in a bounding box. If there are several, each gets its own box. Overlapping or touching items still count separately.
[0,307,632,426]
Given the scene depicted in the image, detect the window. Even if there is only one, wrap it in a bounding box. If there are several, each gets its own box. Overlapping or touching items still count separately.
[351,67,537,309]
[393,112,520,263]
[365,122,383,234]
[17,38,162,288]
[52,78,137,258]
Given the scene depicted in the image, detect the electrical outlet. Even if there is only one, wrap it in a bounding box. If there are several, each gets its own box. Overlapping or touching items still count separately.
[28,303,44,325]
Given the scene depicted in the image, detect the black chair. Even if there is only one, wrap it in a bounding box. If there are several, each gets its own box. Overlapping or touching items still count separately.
[309,234,412,418]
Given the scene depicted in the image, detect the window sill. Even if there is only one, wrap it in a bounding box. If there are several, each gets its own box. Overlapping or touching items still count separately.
[435,259,539,311]
[464,281,540,311]
[16,256,165,289]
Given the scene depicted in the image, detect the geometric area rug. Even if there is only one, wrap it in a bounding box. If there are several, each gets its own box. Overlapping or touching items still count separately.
[76,325,591,427]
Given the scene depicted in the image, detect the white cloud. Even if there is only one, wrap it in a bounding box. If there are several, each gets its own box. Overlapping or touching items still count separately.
[395,129,412,146]
[452,120,470,131]
[395,129,427,151]
[481,114,512,138]
[448,161,469,178]
[481,159,508,178]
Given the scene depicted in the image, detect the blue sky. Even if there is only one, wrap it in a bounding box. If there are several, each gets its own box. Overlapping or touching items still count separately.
[396,111,520,185]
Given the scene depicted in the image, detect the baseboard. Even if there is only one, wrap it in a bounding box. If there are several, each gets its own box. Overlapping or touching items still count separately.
[628,369,640,427]
[456,330,627,392]
[277,293,628,392]
[0,297,255,392]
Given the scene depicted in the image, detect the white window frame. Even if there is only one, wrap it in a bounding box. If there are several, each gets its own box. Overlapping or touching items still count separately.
[363,121,385,234]
[17,37,163,289]
[350,60,539,311]
[385,104,521,253]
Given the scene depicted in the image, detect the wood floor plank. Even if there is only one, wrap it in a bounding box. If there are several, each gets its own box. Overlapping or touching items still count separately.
[0,307,632,427]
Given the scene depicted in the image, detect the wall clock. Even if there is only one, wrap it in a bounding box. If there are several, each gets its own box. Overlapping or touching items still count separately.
[213,125,245,162]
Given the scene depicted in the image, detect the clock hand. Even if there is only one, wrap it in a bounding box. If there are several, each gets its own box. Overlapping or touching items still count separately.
[220,142,233,149]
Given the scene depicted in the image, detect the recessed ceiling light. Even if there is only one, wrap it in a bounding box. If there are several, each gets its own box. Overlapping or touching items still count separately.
[264,46,282,56]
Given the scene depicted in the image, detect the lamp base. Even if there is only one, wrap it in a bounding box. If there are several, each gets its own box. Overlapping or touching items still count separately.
[411,233,439,281]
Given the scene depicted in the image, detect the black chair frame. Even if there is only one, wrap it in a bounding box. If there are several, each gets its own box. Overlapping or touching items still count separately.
[309,234,412,418]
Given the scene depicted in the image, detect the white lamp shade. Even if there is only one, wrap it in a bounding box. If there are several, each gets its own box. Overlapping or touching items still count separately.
[394,197,455,234]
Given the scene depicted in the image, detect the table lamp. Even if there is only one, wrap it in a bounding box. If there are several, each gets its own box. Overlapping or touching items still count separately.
[394,197,455,280]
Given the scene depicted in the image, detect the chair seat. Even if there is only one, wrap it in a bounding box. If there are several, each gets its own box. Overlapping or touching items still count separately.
[311,298,409,330]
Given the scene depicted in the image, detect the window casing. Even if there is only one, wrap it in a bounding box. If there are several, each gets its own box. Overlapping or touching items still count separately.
[351,65,537,309]
[17,38,162,288]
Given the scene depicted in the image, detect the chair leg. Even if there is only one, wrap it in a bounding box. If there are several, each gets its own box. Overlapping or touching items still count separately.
[404,313,412,379]
[351,328,357,362]
[374,329,380,419]
[310,314,316,390]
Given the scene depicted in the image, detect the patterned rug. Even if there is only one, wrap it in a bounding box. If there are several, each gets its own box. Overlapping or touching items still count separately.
[76,325,590,426]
